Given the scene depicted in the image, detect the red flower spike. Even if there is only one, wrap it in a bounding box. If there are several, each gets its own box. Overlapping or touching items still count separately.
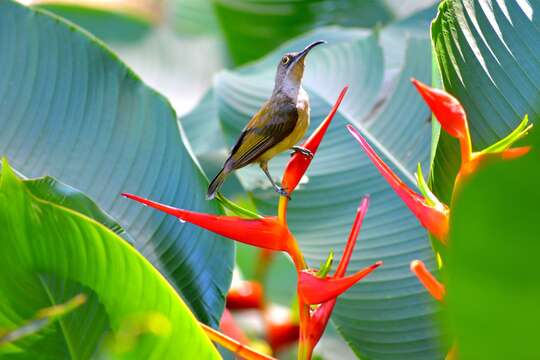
[281,86,348,194]
[297,197,379,359]
[298,261,382,305]
[335,196,369,277]
[411,79,468,140]
[410,260,446,302]
[297,197,382,305]
[226,281,264,310]
[347,125,450,243]
[301,300,336,359]
[122,193,294,252]
[411,79,472,165]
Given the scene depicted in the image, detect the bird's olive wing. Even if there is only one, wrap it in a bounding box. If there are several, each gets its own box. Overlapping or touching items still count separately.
[226,102,298,169]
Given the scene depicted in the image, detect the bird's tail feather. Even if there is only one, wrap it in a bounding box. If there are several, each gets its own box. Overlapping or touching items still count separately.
[207,169,228,200]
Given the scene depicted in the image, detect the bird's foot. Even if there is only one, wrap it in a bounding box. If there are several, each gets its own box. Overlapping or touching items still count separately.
[275,186,291,200]
[291,146,313,159]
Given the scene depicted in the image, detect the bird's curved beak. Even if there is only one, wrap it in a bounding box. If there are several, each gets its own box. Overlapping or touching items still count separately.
[294,40,326,63]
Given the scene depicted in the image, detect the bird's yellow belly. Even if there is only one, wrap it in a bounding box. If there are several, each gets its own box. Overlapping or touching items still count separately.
[259,107,310,162]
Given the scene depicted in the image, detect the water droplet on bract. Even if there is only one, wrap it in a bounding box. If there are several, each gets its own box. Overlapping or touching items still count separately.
[178,218,186,224]
[142,204,148,207]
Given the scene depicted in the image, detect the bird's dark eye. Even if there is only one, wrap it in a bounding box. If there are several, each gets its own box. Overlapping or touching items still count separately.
[281,56,290,65]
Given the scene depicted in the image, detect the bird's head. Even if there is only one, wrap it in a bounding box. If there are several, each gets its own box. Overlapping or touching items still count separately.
[274,40,325,97]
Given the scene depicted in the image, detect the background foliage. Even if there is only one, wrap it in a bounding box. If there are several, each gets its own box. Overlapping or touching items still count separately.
[0,0,232,334]
[1,0,538,359]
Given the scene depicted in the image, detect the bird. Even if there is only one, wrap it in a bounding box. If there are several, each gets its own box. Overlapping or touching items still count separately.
[207,40,325,200]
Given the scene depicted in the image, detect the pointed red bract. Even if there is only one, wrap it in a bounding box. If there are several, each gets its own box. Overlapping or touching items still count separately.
[335,196,369,277]
[302,299,336,359]
[298,261,382,305]
[122,193,294,252]
[347,125,450,242]
[298,198,379,358]
[411,79,468,140]
[500,146,531,160]
[281,86,348,194]
[410,260,446,302]
[412,79,473,165]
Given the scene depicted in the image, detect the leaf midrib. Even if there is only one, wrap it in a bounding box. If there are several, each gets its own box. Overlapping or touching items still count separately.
[38,275,80,360]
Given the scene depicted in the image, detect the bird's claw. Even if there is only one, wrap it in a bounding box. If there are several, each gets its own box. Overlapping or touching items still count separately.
[275,186,291,200]
[291,146,313,159]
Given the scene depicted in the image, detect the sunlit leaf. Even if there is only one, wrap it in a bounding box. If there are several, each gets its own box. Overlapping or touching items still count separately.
[0,0,233,328]
[448,131,540,360]
[0,160,219,359]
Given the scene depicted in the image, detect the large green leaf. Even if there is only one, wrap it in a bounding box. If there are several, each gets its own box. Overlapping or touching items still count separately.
[182,19,443,359]
[211,0,437,64]
[23,176,133,243]
[430,0,540,202]
[32,0,226,116]
[447,131,540,360]
[0,0,233,328]
[0,161,219,359]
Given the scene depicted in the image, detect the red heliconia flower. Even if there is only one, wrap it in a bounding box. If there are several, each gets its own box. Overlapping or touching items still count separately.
[410,260,446,302]
[297,197,382,358]
[298,197,381,305]
[227,280,264,310]
[412,79,472,165]
[298,262,381,305]
[121,193,296,253]
[281,86,348,194]
[347,125,450,243]
[411,79,468,140]
[412,79,532,174]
